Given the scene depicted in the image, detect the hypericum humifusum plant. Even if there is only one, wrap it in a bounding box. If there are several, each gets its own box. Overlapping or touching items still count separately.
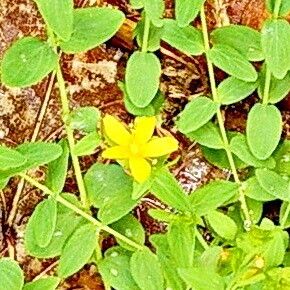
[0,0,290,289]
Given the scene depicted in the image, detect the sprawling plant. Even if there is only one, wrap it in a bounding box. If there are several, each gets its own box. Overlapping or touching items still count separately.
[0,0,290,289]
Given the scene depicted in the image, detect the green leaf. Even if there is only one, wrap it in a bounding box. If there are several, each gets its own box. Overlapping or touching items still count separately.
[246,103,282,160]
[189,180,239,216]
[246,198,263,224]
[175,0,205,27]
[0,259,24,290]
[256,168,289,201]
[99,250,139,290]
[23,277,60,290]
[136,13,162,52]
[85,164,138,224]
[151,168,191,212]
[211,25,264,61]
[167,220,195,268]
[177,96,219,134]
[130,0,144,9]
[45,140,69,194]
[243,177,275,201]
[161,19,204,56]
[120,82,164,116]
[143,0,164,27]
[230,134,276,169]
[111,214,145,251]
[29,198,57,248]
[178,267,225,290]
[201,145,245,170]
[34,0,73,41]
[17,142,63,169]
[130,249,164,290]
[0,146,27,170]
[279,201,290,228]
[60,8,125,53]
[74,132,101,156]
[186,122,224,149]
[0,142,63,180]
[125,51,161,108]
[150,234,185,290]
[217,76,258,105]
[261,19,290,79]
[69,106,100,133]
[207,210,237,240]
[208,44,258,82]
[58,224,96,278]
[25,198,83,258]
[1,37,58,88]
[258,69,290,104]
[274,140,290,176]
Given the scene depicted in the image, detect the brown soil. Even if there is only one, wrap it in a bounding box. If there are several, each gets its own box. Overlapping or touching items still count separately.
[0,0,289,289]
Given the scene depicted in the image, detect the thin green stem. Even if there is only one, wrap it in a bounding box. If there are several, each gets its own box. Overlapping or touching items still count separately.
[273,0,282,18]
[196,229,209,249]
[56,64,88,207]
[262,68,271,105]
[200,6,252,227]
[20,173,145,251]
[141,13,150,53]
[281,202,290,228]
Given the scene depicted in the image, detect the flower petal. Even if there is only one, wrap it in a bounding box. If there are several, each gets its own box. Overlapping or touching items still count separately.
[129,157,151,183]
[142,137,179,158]
[134,116,156,144]
[103,115,131,145]
[102,146,130,159]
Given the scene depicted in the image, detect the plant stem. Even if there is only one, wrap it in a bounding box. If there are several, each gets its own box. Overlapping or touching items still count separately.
[273,0,282,18]
[262,68,271,105]
[56,64,88,207]
[20,173,145,251]
[141,13,150,53]
[281,202,290,228]
[200,6,252,227]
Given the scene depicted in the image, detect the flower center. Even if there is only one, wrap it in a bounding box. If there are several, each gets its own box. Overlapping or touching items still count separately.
[129,143,141,156]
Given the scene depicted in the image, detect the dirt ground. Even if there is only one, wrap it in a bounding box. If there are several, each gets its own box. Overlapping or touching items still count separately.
[0,0,289,288]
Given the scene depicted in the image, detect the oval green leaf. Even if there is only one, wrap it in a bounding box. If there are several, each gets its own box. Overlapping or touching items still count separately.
[60,7,125,53]
[175,0,205,27]
[211,25,264,61]
[0,146,27,170]
[186,121,224,149]
[208,44,258,82]
[23,277,60,290]
[177,96,219,134]
[1,37,58,88]
[217,76,258,105]
[30,198,57,248]
[256,169,289,201]
[207,210,237,240]
[125,51,161,108]
[246,103,282,160]
[34,0,73,41]
[0,259,24,290]
[111,214,145,251]
[58,224,96,278]
[130,249,164,290]
[45,140,69,194]
[261,19,290,80]
[162,19,204,56]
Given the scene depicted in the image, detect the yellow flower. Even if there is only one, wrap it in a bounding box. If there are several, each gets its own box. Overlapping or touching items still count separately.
[102,115,178,183]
